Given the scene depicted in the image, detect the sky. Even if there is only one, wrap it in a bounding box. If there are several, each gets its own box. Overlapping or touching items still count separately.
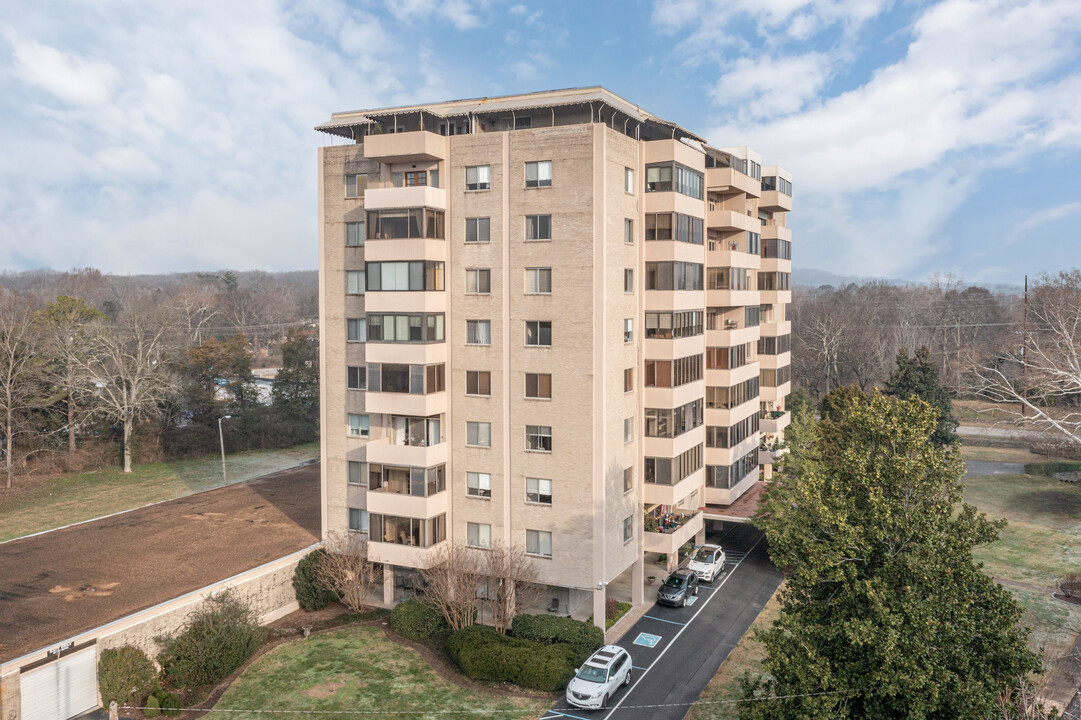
[1,0,1080,284]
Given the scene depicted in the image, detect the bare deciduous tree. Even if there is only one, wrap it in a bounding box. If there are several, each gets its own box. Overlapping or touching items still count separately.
[316,532,382,612]
[421,541,485,631]
[0,296,48,488]
[480,542,547,635]
[78,313,177,473]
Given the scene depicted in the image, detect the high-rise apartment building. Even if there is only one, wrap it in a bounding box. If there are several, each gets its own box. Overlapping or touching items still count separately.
[316,87,792,627]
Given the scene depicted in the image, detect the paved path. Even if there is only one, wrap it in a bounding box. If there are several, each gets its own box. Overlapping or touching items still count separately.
[964,460,1027,476]
[957,424,1051,441]
[0,463,320,663]
[543,523,782,720]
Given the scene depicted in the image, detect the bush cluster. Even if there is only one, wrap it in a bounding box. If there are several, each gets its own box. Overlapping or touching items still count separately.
[1060,572,1081,599]
[446,625,577,692]
[97,645,157,708]
[390,599,447,641]
[510,613,603,660]
[143,687,182,717]
[292,549,336,612]
[156,592,266,688]
[1024,461,1081,477]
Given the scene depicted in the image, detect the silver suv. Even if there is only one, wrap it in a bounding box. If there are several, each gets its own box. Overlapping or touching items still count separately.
[565,645,632,710]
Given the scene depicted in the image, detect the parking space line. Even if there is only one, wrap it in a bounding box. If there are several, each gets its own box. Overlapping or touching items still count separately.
[548,711,592,720]
[600,534,765,720]
[642,615,687,626]
[631,665,648,670]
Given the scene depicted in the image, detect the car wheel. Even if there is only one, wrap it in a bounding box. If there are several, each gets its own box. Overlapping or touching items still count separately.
[600,693,609,710]
[694,585,699,596]
[682,595,689,607]
[624,669,632,686]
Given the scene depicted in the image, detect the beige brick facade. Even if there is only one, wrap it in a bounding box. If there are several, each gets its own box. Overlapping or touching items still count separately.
[316,87,792,626]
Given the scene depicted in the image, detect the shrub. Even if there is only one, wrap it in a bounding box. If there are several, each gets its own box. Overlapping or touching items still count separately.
[156,592,266,688]
[446,625,575,691]
[1060,572,1081,599]
[293,549,336,612]
[510,614,604,655]
[1024,461,1081,477]
[143,694,161,718]
[390,599,447,641]
[97,645,157,707]
[157,691,182,717]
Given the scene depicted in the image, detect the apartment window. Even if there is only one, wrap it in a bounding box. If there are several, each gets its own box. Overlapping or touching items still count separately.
[525,321,552,347]
[644,444,703,485]
[623,516,633,543]
[624,218,634,244]
[645,162,703,199]
[526,425,552,452]
[466,217,491,243]
[624,318,633,343]
[466,165,490,191]
[348,461,366,486]
[706,415,761,449]
[624,269,634,294]
[466,421,491,447]
[706,377,760,409]
[467,472,492,499]
[747,231,761,255]
[367,313,444,343]
[762,239,791,260]
[367,208,444,240]
[346,221,365,247]
[526,529,552,557]
[345,174,366,198]
[467,522,492,548]
[346,270,365,295]
[644,311,704,339]
[347,366,366,390]
[624,368,633,393]
[645,399,704,439]
[371,513,445,547]
[645,355,703,388]
[525,160,552,188]
[757,334,792,355]
[466,371,491,396]
[525,373,552,399]
[760,366,792,387]
[466,268,491,294]
[394,169,436,188]
[348,508,370,533]
[426,364,446,393]
[526,477,552,505]
[347,318,366,342]
[625,167,634,194]
[623,467,634,493]
[525,267,552,294]
[624,417,633,443]
[348,413,369,438]
[645,262,704,291]
[526,214,552,242]
[366,261,444,292]
[466,320,491,345]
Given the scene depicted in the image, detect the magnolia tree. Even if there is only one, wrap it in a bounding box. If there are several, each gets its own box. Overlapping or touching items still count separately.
[316,532,381,612]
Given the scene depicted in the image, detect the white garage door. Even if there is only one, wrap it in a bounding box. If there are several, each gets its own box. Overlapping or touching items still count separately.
[20,647,98,720]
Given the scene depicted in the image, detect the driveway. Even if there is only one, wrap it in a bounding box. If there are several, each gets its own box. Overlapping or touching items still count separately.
[544,522,782,720]
[964,460,1027,476]
[0,463,320,663]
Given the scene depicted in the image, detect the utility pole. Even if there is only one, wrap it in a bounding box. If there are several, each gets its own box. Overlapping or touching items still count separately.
[1021,275,1028,417]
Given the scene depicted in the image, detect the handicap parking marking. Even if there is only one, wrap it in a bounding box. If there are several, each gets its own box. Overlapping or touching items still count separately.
[684,595,699,606]
[633,632,662,647]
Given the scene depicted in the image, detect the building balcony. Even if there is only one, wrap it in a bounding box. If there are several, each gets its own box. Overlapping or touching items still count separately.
[706,209,758,233]
[704,397,761,428]
[761,224,792,241]
[758,351,791,370]
[705,167,761,197]
[643,510,703,555]
[363,290,447,314]
[367,539,444,569]
[704,363,760,389]
[706,288,759,308]
[366,488,448,522]
[705,326,760,347]
[365,440,447,469]
[363,390,447,418]
[706,247,762,270]
[760,410,791,435]
[363,238,447,263]
[759,190,793,213]
[643,468,704,507]
[759,257,792,274]
[704,469,758,507]
[704,434,760,467]
[758,320,791,336]
[759,289,792,305]
[363,130,447,163]
[363,185,447,211]
[760,381,791,404]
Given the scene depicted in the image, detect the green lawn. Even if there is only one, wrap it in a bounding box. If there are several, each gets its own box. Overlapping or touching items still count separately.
[685,587,781,720]
[213,626,548,720]
[0,443,318,542]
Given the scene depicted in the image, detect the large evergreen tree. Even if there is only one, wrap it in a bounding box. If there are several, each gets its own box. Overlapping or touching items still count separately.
[743,393,1040,720]
[272,328,319,431]
[885,346,958,445]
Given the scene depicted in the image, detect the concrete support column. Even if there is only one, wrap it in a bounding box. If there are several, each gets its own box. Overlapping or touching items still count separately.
[592,587,607,631]
[695,527,706,546]
[666,553,676,572]
[763,463,773,480]
[383,564,395,606]
[631,556,645,606]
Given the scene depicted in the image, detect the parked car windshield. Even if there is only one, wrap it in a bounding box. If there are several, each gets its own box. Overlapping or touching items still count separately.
[663,575,685,589]
[690,548,712,563]
[576,664,608,683]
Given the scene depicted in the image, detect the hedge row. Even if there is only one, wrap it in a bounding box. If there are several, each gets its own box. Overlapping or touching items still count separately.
[510,613,604,656]
[390,599,447,641]
[1024,461,1081,477]
[446,626,578,692]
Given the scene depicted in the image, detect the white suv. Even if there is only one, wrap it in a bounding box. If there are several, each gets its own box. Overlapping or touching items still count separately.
[687,544,726,583]
[565,645,632,710]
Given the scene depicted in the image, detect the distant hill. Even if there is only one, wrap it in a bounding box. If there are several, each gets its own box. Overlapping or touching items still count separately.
[793,267,1022,295]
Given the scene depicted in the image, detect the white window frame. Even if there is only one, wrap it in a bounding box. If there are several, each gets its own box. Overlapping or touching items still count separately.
[347,318,366,343]
[467,471,492,498]
[346,270,365,295]
[466,268,491,295]
[345,174,365,199]
[625,167,635,194]
[525,160,552,188]
[525,214,552,242]
[466,217,491,243]
[624,417,634,444]
[467,522,492,548]
[624,318,633,343]
[525,267,552,294]
[349,508,370,533]
[525,320,552,347]
[526,476,552,505]
[466,320,492,345]
[348,460,367,486]
[526,529,553,557]
[525,424,552,452]
[466,165,490,191]
[346,221,365,247]
[625,218,634,244]
[624,268,634,294]
[623,516,633,543]
[466,421,492,447]
[348,413,370,438]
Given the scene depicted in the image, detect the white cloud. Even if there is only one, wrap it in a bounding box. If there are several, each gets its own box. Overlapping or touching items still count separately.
[1019,201,1081,232]
[713,52,834,118]
[9,37,120,106]
[384,0,488,30]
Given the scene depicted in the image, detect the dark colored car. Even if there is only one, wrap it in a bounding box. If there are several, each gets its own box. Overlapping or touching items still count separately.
[657,568,699,607]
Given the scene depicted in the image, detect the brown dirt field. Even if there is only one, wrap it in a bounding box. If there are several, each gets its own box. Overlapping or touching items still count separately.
[0,464,320,663]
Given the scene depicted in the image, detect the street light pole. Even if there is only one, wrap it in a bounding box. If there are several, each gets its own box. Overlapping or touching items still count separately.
[218,415,232,485]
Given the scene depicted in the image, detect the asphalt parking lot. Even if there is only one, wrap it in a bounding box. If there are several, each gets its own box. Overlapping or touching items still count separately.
[543,521,782,720]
